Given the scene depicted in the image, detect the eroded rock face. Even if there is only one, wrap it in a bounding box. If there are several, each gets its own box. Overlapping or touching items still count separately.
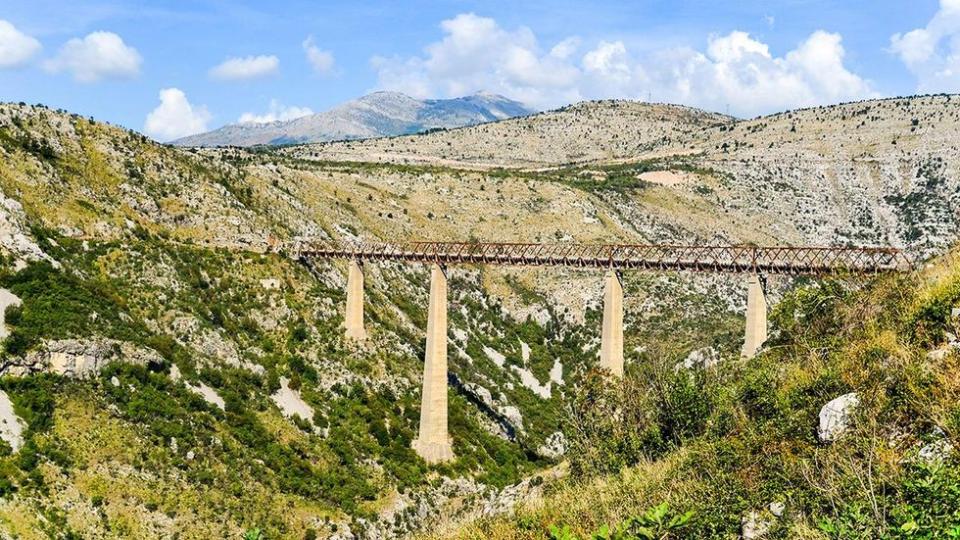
[1,339,163,378]
[818,393,860,443]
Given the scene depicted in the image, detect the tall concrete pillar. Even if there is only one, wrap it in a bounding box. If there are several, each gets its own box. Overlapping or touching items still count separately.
[742,274,768,359]
[344,259,367,341]
[412,263,455,464]
[599,269,624,377]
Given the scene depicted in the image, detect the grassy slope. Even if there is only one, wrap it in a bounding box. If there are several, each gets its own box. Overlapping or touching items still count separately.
[430,250,960,539]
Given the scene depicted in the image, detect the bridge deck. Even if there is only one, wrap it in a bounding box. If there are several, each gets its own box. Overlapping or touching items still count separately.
[293,240,910,275]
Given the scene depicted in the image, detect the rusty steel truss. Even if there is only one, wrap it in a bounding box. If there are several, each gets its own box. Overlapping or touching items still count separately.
[292,239,911,275]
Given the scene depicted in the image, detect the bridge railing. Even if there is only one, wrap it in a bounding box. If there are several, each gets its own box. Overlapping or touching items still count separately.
[292,239,911,275]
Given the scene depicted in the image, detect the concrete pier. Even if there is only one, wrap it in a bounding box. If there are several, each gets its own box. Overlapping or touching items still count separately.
[599,269,624,377]
[412,263,455,463]
[344,259,367,341]
[742,273,768,359]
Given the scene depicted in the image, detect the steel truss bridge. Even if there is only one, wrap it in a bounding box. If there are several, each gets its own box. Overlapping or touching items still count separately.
[292,239,911,275]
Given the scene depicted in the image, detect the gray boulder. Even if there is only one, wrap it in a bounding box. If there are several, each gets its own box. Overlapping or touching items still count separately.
[818,393,860,443]
[537,431,568,459]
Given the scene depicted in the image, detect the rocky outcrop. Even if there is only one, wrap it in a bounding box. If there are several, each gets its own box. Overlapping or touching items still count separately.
[0,389,25,453]
[169,365,226,410]
[0,339,163,378]
[271,377,315,425]
[0,191,57,268]
[678,347,720,370]
[537,431,567,459]
[0,289,21,339]
[818,393,860,443]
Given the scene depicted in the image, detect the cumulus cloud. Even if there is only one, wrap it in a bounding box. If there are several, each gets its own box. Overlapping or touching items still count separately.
[372,13,877,117]
[303,36,335,75]
[44,31,141,82]
[144,88,211,141]
[0,19,41,68]
[890,0,960,92]
[238,99,314,124]
[209,55,279,81]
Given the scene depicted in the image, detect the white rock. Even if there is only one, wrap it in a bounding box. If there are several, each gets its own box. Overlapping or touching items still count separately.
[818,393,860,443]
[464,383,494,408]
[110,376,120,387]
[0,193,58,266]
[498,405,524,433]
[271,377,314,424]
[678,347,719,370]
[0,390,26,453]
[483,346,506,368]
[768,501,785,517]
[918,439,954,464]
[549,358,564,385]
[186,381,226,410]
[259,278,281,290]
[952,307,960,319]
[741,511,773,539]
[5,339,162,378]
[0,289,22,339]
[537,431,567,459]
[511,365,551,399]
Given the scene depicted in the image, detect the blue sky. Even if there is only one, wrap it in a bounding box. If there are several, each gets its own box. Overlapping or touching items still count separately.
[0,0,955,140]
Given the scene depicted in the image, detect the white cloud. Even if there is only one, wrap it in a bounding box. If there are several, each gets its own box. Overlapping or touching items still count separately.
[372,13,876,117]
[144,88,211,141]
[707,31,770,62]
[44,31,141,82]
[209,55,279,81]
[238,99,314,124]
[583,41,631,79]
[550,37,581,60]
[890,0,960,92]
[0,19,41,68]
[303,36,334,74]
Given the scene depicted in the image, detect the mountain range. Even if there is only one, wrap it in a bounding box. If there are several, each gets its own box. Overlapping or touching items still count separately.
[172,91,533,147]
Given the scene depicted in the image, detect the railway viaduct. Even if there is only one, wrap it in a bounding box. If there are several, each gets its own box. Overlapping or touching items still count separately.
[294,240,909,464]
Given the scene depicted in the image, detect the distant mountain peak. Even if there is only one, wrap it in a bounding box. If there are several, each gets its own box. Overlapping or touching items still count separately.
[173,91,533,147]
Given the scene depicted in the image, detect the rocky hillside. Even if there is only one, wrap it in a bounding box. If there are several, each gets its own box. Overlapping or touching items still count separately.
[289,100,731,167]
[0,94,957,539]
[292,95,960,256]
[173,92,533,147]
